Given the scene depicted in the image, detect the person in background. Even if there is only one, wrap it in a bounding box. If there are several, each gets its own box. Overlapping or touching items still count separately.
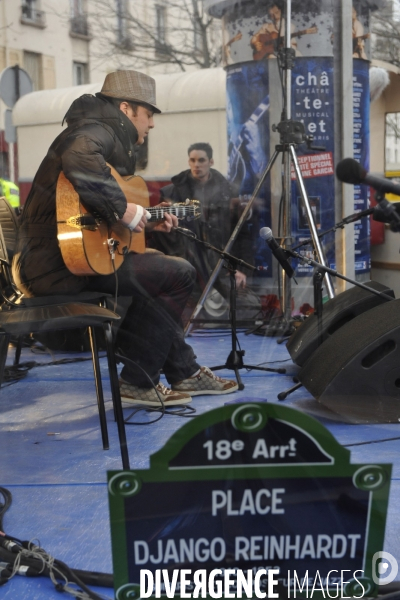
[0,178,20,212]
[352,6,368,60]
[149,142,255,304]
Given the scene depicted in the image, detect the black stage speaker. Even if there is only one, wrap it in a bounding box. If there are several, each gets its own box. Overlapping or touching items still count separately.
[286,281,394,366]
[298,298,400,423]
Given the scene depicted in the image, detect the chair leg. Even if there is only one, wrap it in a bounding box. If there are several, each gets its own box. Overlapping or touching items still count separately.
[88,326,109,451]
[103,322,130,469]
[13,336,23,366]
[0,333,11,386]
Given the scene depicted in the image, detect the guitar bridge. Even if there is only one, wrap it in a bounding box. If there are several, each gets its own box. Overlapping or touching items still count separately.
[66,214,101,230]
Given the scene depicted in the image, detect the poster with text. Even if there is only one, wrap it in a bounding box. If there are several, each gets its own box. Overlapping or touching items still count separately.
[226,61,272,276]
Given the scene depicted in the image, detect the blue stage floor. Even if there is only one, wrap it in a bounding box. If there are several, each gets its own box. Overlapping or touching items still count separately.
[1,330,399,599]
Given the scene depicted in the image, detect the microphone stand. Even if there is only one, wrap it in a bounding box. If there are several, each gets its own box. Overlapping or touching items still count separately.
[245,205,374,337]
[175,227,286,389]
[291,206,375,251]
[276,246,394,401]
[292,196,400,253]
[184,0,335,338]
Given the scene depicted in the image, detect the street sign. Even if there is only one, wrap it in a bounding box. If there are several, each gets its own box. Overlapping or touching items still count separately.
[0,66,33,108]
[4,109,16,144]
[108,403,392,599]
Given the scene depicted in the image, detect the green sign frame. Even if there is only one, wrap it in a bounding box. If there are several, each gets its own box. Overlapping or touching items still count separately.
[108,403,391,599]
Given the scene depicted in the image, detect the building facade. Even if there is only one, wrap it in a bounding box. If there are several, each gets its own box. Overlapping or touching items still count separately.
[0,0,221,180]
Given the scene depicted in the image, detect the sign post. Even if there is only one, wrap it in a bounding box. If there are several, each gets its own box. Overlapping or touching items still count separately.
[108,403,391,599]
[0,66,33,183]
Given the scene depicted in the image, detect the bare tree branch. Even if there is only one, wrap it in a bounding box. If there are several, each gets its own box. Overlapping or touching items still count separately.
[372,1,400,68]
[87,0,222,73]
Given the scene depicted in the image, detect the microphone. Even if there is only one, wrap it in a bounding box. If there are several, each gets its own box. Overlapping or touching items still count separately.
[259,227,294,278]
[336,158,400,197]
[336,158,400,230]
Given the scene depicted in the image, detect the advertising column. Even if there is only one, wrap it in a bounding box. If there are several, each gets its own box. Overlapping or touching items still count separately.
[206,0,371,311]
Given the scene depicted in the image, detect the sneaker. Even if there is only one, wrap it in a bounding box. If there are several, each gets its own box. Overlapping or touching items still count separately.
[119,379,192,406]
[172,366,238,396]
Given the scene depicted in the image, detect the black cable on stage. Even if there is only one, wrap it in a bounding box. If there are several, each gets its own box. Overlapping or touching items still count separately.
[344,436,400,447]
[0,487,12,535]
[0,486,113,598]
[189,327,250,337]
[111,252,119,313]
[115,353,195,425]
[13,541,112,599]
[6,345,194,423]
[0,542,113,592]
[40,552,112,599]
[3,355,108,385]
[377,591,400,600]
[3,363,34,384]
[245,358,292,371]
[124,403,197,422]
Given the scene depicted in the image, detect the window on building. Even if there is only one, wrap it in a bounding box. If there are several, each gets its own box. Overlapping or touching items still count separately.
[385,112,400,174]
[116,0,127,40]
[70,0,89,36]
[23,51,42,90]
[393,0,400,21]
[22,0,38,20]
[70,0,83,17]
[116,0,132,49]
[73,62,88,86]
[155,5,167,45]
[0,152,9,180]
[21,0,46,26]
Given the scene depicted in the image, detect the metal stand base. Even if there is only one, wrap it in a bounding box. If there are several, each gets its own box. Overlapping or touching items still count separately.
[212,348,286,391]
[248,316,295,338]
[278,381,302,401]
[209,266,286,390]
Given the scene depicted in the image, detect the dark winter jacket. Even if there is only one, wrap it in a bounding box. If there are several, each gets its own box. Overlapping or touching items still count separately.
[149,168,255,288]
[12,94,138,296]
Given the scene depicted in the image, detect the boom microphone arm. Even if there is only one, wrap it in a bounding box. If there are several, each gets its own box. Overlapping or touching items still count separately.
[282,244,395,302]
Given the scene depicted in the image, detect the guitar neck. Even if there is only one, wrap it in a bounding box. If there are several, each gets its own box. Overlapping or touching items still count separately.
[291,28,317,39]
[271,28,316,46]
[147,205,196,220]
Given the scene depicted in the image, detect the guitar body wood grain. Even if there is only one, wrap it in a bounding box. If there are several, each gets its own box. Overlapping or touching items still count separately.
[56,164,149,276]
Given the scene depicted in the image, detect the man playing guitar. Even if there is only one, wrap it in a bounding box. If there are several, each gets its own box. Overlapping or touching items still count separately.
[352,6,368,60]
[13,70,238,406]
[251,2,298,60]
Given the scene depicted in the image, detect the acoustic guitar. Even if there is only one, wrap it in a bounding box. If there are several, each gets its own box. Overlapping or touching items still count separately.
[252,26,318,60]
[56,164,199,276]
